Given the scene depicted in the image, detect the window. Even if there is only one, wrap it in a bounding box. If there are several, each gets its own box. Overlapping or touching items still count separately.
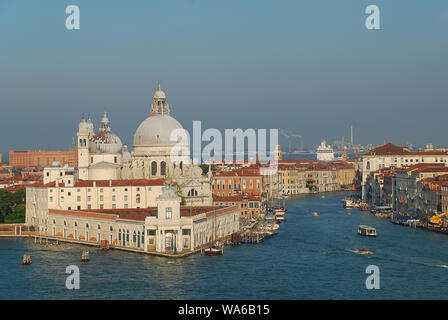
[114,156,117,164]
[136,194,141,204]
[187,189,198,197]
[151,161,157,176]
[112,195,116,201]
[160,161,166,176]
[77,196,81,202]
[166,207,172,219]
[124,195,128,201]
[100,195,104,201]
[88,196,91,201]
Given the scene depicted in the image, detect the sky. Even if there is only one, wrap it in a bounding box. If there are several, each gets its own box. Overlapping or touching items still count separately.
[0,0,447,159]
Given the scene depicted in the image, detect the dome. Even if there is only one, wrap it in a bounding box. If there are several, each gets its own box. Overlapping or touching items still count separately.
[153,88,166,99]
[133,114,186,147]
[90,130,123,154]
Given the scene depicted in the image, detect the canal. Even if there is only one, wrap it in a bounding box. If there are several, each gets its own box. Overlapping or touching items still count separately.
[2,191,448,299]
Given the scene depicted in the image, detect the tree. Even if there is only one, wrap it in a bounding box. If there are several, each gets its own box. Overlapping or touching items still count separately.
[0,190,13,223]
[4,204,26,223]
[11,188,26,206]
[200,164,217,175]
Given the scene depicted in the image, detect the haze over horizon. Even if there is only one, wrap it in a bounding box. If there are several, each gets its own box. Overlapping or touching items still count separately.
[1,0,447,160]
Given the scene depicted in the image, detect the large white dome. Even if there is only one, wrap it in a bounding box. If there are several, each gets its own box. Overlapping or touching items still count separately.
[133,114,186,147]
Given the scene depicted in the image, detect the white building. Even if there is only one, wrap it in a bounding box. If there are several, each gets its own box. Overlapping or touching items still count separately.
[72,85,212,206]
[316,139,335,161]
[45,182,239,255]
[361,143,448,199]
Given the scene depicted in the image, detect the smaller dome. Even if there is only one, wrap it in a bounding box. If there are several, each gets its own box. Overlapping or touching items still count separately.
[154,89,166,99]
[90,131,123,154]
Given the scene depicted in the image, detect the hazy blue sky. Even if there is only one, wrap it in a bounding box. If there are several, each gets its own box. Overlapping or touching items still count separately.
[0,0,447,158]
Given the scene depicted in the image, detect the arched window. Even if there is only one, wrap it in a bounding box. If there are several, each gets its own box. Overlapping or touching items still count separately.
[366,161,371,170]
[187,189,198,197]
[151,161,157,176]
[180,161,183,171]
[126,230,130,242]
[160,161,166,176]
[136,194,141,204]
[133,231,137,243]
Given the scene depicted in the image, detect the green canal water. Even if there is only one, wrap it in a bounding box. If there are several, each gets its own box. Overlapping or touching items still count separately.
[1,191,448,299]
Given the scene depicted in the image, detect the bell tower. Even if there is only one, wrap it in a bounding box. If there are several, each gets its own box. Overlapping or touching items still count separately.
[77,115,91,180]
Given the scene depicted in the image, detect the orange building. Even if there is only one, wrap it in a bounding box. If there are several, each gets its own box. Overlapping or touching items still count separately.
[9,149,78,168]
[213,194,262,218]
[212,166,263,197]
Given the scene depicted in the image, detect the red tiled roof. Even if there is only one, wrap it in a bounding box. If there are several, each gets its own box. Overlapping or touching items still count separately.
[364,143,447,157]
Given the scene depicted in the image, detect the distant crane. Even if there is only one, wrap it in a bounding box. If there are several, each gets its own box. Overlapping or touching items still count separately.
[280,130,303,153]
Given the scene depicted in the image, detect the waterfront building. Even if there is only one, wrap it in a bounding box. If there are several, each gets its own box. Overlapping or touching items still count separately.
[361,143,448,200]
[45,183,239,254]
[212,166,263,198]
[364,163,448,217]
[316,139,335,161]
[26,178,166,230]
[278,164,307,195]
[212,194,262,218]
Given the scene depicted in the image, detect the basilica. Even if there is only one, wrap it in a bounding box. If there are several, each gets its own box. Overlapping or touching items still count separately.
[76,85,212,206]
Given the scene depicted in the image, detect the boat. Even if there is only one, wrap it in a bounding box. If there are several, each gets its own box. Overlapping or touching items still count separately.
[23,254,32,265]
[357,248,373,255]
[81,251,90,262]
[357,225,377,237]
[274,210,286,222]
[343,198,359,209]
[272,224,279,230]
[204,245,223,255]
[311,212,319,217]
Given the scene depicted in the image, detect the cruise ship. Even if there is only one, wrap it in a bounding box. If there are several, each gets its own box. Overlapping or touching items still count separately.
[316,139,335,161]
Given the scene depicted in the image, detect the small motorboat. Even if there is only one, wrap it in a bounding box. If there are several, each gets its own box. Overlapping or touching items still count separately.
[23,254,32,265]
[204,245,223,256]
[311,212,319,217]
[358,248,373,255]
[81,251,90,262]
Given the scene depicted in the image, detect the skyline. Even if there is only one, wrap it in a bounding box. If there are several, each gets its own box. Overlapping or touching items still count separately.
[1,0,447,157]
